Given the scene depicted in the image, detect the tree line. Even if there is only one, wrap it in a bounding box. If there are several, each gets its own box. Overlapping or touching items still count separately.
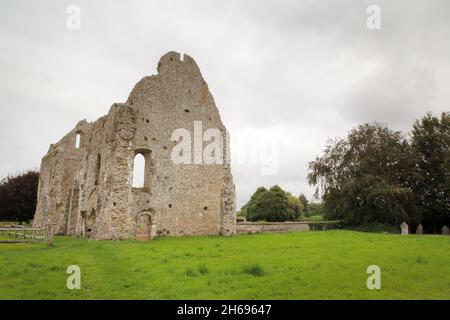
[0,170,39,222]
[308,112,449,228]
[239,112,448,228]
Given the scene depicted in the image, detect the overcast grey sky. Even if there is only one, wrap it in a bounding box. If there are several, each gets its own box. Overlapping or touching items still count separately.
[0,0,449,208]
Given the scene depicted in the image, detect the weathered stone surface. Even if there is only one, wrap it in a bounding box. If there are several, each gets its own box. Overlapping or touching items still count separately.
[33,52,236,240]
[442,225,450,235]
[416,224,423,235]
[236,222,310,234]
[400,221,409,235]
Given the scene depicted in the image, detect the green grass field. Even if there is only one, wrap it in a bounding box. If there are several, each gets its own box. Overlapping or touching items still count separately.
[1,230,450,299]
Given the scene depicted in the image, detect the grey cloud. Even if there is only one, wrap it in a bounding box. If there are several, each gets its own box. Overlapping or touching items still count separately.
[1,0,449,209]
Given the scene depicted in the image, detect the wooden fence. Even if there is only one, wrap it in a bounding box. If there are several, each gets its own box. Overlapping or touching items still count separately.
[0,226,53,245]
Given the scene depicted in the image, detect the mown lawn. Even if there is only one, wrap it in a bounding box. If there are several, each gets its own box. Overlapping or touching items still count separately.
[0,230,449,299]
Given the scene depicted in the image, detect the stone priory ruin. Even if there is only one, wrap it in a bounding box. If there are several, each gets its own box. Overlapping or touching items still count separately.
[33,51,236,240]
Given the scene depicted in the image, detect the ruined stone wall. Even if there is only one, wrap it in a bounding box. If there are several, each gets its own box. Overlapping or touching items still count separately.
[236,222,310,234]
[125,52,235,237]
[33,120,91,235]
[33,51,236,240]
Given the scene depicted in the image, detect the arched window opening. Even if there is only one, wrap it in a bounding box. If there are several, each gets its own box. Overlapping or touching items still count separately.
[75,131,84,149]
[94,154,101,186]
[132,153,146,188]
[75,133,81,148]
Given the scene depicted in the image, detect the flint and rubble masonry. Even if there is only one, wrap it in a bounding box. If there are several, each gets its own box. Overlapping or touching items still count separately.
[33,51,236,240]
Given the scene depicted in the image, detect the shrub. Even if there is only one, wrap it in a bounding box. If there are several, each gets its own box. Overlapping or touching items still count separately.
[344,222,399,233]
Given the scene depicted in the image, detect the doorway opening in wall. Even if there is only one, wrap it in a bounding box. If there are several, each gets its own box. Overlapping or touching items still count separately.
[94,154,101,186]
[136,213,152,240]
[86,208,95,237]
[80,210,87,237]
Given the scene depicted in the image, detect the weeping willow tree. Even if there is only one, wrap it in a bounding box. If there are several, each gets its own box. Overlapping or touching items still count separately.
[308,123,420,225]
[411,112,450,223]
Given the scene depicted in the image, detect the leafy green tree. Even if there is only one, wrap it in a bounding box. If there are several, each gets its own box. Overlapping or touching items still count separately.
[308,202,324,216]
[411,112,450,222]
[287,193,304,220]
[298,194,309,216]
[245,185,301,222]
[308,123,419,225]
[244,187,267,217]
[0,170,39,222]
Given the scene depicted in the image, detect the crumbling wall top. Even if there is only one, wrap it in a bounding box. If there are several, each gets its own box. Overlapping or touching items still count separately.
[156,51,201,77]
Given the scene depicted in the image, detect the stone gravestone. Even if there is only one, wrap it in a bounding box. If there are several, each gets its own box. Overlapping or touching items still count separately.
[442,225,450,235]
[416,224,423,235]
[400,222,409,235]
